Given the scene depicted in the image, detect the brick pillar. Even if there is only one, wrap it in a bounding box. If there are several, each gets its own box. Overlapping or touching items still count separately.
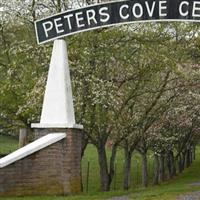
[33,127,82,195]
[0,128,82,197]
[34,128,68,139]
[63,128,82,194]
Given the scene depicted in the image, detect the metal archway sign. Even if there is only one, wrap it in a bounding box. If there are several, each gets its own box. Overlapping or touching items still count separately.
[35,0,200,44]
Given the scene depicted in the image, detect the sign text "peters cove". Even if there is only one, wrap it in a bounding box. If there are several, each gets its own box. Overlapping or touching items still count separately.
[35,0,200,44]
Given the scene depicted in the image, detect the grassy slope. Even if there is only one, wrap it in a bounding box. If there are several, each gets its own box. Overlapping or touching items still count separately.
[130,156,200,200]
[1,138,200,200]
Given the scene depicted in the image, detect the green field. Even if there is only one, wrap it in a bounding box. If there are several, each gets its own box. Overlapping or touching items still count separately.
[1,135,200,200]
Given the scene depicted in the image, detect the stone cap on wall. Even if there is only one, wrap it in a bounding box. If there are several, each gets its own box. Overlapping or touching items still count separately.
[0,133,66,168]
[31,123,83,129]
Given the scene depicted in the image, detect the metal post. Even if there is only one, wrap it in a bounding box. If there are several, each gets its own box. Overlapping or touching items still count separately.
[19,128,27,148]
[114,161,117,190]
[86,160,90,193]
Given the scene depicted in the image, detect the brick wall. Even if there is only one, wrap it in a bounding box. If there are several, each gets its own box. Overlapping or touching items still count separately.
[0,128,82,197]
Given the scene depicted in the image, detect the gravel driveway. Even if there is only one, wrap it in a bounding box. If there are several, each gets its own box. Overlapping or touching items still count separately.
[108,195,130,200]
[177,191,200,200]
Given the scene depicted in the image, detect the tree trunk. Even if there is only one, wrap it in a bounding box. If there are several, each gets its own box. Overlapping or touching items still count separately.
[123,147,132,190]
[178,155,183,173]
[181,151,186,171]
[190,149,193,164]
[97,146,110,191]
[81,133,88,158]
[171,151,176,176]
[167,151,176,178]
[141,153,148,187]
[159,154,165,182]
[109,143,118,186]
[186,149,191,168]
[167,152,172,179]
[153,154,159,185]
[193,146,196,160]
[80,134,88,192]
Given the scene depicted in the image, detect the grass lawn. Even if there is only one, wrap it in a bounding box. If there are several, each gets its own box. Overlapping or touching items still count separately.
[82,147,200,200]
[1,158,200,200]
[82,145,155,192]
[0,135,18,154]
[1,136,200,199]
[130,156,200,200]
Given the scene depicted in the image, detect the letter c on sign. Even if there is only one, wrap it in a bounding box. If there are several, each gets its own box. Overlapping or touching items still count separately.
[179,1,189,17]
[119,5,130,19]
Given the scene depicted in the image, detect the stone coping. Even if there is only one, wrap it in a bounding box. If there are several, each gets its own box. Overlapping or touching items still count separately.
[31,123,83,129]
[0,133,66,168]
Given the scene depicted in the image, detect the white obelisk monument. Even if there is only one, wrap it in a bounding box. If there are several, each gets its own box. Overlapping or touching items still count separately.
[32,39,82,129]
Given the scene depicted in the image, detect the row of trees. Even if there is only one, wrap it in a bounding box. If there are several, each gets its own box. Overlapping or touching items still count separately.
[0,0,200,192]
[71,24,200,191]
